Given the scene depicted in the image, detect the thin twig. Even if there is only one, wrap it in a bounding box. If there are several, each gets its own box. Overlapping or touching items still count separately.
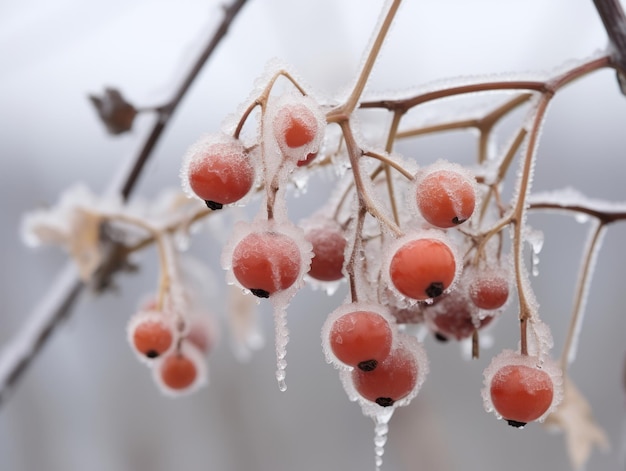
[0,0,249,408]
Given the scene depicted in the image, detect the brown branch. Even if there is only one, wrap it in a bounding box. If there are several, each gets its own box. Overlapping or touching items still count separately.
[0,0,250,408]
[593,0,626,94]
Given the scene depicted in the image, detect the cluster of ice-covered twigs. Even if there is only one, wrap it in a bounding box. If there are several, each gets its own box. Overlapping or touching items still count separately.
[17,0,626,468]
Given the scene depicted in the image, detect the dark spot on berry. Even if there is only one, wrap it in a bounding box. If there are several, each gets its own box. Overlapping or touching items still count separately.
[205,200,223,210]
[146,350,159,359]
[506,420,526,428]
[251,288,270,298]
[375,397,395,407]
[434,332,449,342]
[358,359,378,371]
[452,216,466,225]
[425,282,444,298]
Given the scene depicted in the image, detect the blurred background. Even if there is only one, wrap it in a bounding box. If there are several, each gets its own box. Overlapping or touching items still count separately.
[1,0,626,470]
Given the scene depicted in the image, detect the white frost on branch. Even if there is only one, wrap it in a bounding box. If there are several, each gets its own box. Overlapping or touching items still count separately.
[528,187,626,214]
[20,183,206,281]
[20,183,120,281]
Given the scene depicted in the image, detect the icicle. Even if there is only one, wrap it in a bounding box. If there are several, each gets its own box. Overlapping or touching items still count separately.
[525,228,543,277]
[373,407,394,471]
[273,304,289,392]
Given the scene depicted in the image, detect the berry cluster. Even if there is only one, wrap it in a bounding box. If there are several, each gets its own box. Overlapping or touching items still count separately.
[18,1,624,468]
[322,303,428,416]
[127,294,215,396]
[173,61,567,469]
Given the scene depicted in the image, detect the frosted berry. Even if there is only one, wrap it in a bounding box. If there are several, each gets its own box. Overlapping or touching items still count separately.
[159,352,198,391]
[469,269,510,310]
[305,221,346,282]
[489,364,554,427]
[425,291,493,341]
[128,312,174,360]
[389,237,457,300]
[232,231,302,298]
[274,103,318,149]
[352,346,418,407]
[329,310,393,371]
[416,165,476,228]
[186,140,254,210]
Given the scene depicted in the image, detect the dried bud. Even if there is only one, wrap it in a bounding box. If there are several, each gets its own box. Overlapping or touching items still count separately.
[89,87,138,135]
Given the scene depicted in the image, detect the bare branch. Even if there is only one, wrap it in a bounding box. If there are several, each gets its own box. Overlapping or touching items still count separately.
[0,0,250,409]
[593,0,626,94]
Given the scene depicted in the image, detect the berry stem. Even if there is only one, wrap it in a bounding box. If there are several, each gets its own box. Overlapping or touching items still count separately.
[342,0,403,115]
[560,221,607,372]
[340,121,403,237]
[102,213,174,312]
[233,70,306,139]
[382,110,405,225]
[347,206,367,303]
[362,151,414,181]
[512,94,551,355]
[478,127,528,225]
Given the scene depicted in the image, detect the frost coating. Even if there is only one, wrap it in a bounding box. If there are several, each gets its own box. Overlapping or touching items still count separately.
[152,342,208,398]
[383,229,462,303]
[482,349,563,424]
[264,92,326,168]
[301,215,347,283]
[127,309,177,364]
[413,160,477,228]
[321,302,397,370]
[180,133,255,207]
[20,183,119,280]
[221,219,312,390]
[339,334,429,419]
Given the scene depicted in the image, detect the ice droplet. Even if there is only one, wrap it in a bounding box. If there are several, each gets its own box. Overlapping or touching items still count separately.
[575,213,590,224]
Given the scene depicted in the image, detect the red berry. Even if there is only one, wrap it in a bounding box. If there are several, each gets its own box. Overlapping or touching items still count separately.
[274,103,318,149]
[305,221,346,282]
[425,291,493,341]
[329,310,393,371]
[231,231,302,298]
[159,353,198,391]
[389,237,457,300]
[186,140,254,209]
[469,269,510,310]
[416,166,476,228]
[128,313,174,359]
[352,346,418,407]
[489,364,554,427]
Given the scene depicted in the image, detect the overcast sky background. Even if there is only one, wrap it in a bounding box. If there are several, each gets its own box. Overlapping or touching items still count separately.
[1,1,626,470]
